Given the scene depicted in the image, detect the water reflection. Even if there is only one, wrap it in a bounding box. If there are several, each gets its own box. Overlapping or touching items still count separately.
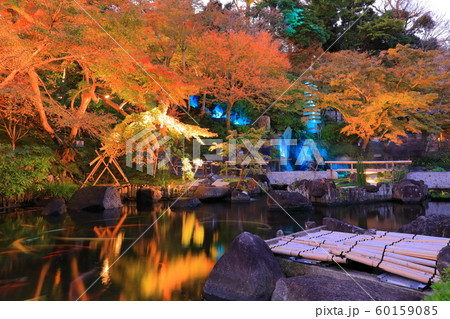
[0,198,449,300]
[314,202,426,231]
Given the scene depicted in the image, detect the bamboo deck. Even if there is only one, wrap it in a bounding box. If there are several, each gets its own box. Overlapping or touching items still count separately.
[267,228,450,285]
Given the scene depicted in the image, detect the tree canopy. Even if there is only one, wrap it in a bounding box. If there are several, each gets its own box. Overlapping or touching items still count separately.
[312,45,448,150]
[0,0,448,162]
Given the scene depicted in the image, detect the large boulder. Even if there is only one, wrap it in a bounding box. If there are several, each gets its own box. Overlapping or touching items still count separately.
[322,217,370,234]
[308,179,330,197]
[193,186,230,201]
[437,246,450,275]
[68,186,123,211]
[266,190,312,210]
[41,197,66,216]
[398,214,450,237]
[136,187,162,207]
[171,197,202,209]
[271,275,421,301]
[203,232,284,301]
[393,179,428,203]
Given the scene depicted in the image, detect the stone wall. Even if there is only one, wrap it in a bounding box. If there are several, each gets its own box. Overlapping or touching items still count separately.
[407,172,450,189]
[290,180,392,205]
[267,171,337,185]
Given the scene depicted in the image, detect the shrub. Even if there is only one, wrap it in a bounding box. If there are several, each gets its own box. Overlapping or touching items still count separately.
[0,145,54,198]
[356,159,366,186]
[425,267,450,301]
[321,122,358,145]
[393,168,407,181]
[42,182,79,201]
[412,151,450,171]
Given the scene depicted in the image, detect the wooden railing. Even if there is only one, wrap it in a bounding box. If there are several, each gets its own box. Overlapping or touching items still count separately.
[325,160,412,178]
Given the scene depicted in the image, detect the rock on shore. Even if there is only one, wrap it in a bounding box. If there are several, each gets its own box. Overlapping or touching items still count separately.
[193,186,230,201]
[398,214,450,237]
[266,190,313,210]
[202,232,283,301]
[271,275,422,301]
[392,179,428,203]
[68,186,123,211]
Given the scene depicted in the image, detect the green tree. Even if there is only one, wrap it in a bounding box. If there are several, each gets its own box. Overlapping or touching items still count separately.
[358,12,416,51]
[308,0,377,51]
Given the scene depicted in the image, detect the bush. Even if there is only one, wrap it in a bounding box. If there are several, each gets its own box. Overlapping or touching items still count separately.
[393,168,407,181]
[327,143,361,159]
[42,182,79,201]
[0,145,54,198]
[412,151,450,171]
[356,159,366,186]
[321,123,358,145]
[425,267,450,301]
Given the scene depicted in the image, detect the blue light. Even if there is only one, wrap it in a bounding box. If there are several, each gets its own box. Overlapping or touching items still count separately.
[211,105,224,118]
[189,95,199,108]
[278,127,293,171]
[233,117,251,126]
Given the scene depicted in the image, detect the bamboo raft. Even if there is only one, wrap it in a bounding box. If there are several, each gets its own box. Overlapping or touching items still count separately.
[268,229,450,285]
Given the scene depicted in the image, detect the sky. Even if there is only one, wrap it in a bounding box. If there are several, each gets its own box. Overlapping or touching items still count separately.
[375,0,450,19]
[209,0,450,20]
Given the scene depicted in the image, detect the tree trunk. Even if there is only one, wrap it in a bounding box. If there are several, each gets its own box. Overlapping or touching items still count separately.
[361,137,370,151]
[226,102,233,131]
[182,50,186,72]
[28,68,63,146]
[201,92,206,116]
[0,70,19,90]
[61,87,95,163]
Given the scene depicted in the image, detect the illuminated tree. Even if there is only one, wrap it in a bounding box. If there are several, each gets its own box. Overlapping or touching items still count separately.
[0,1,198,161]
[0,0,121,157]
[146,0,203,71]
[312,45,447,150]
[0,94,35,150]
[192,31,290,130]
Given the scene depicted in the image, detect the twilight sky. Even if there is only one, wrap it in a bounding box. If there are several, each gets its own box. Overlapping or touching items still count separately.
[213,0,450,19]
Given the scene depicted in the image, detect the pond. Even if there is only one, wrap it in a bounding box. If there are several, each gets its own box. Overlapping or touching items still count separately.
[0,198,448,301]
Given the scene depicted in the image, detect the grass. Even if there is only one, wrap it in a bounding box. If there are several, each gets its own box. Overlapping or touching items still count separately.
[334,177,394,189]
[127,173,186,186]
[429,190,450,200]
[41,182,79,201]
[222,178,251,183]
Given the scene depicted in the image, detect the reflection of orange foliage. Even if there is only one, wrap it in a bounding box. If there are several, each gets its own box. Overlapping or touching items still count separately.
[182,213,204,247]
[140,252,215,300]
[112,239,215,300]
[93,214,127,261]
[68,257,88,301]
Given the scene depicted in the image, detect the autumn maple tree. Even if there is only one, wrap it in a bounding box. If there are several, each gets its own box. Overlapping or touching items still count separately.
[312,45,448,150]
[192,30,290,130]
[0,0,120,159]
[0,0,207,161]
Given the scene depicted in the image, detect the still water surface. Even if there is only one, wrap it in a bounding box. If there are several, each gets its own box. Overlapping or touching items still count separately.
[0,198,448,300]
